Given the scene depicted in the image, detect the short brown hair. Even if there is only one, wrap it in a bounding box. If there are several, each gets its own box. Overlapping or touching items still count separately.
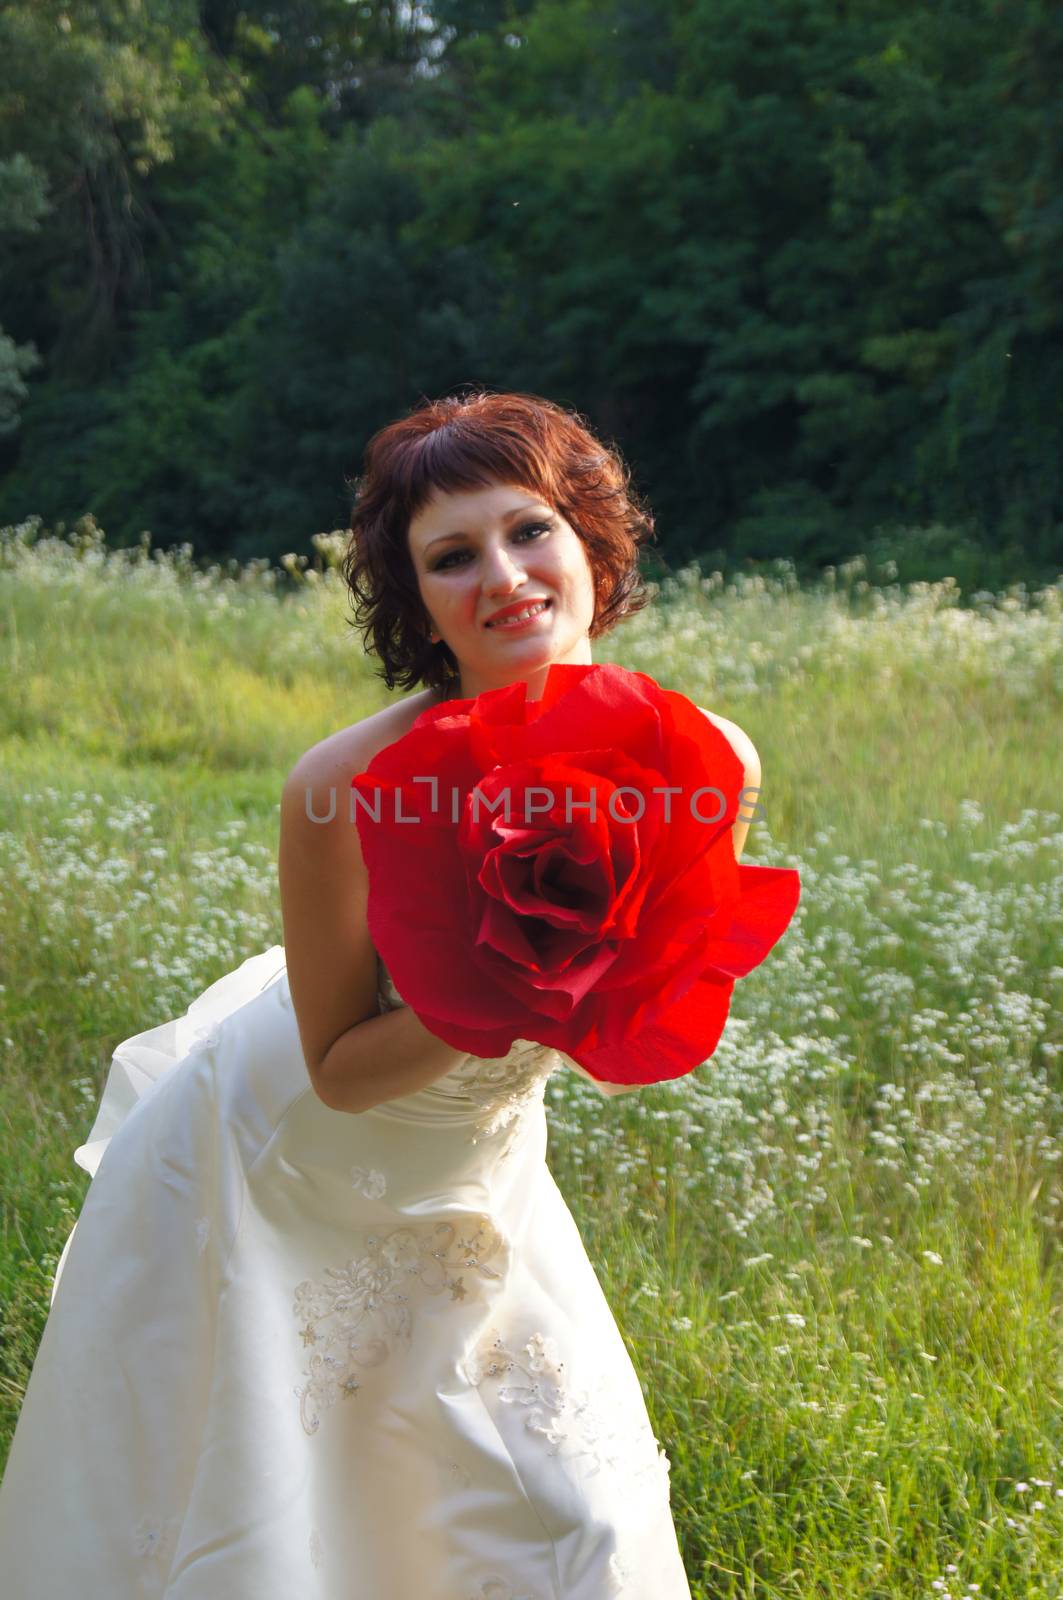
[342,388,658,693]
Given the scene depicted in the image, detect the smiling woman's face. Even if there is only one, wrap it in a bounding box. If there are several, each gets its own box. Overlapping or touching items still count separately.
[407,481,598,702]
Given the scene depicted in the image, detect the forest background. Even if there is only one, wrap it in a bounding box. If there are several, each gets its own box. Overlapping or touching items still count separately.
[0,0,1060,591]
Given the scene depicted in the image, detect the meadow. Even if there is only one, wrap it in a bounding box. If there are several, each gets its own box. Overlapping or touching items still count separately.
[1,514,1062,1598]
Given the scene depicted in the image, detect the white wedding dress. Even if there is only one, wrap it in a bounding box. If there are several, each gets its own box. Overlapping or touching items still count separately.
[0,944,692,1599]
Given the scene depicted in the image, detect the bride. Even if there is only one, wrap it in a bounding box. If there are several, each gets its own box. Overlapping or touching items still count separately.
[0,389,759,1598]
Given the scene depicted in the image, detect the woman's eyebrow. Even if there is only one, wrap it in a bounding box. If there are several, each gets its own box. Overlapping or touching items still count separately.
[423,504,550,553]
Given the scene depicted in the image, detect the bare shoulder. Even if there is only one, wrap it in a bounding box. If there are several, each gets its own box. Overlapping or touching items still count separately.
[285,686,439,799]
[696,705,761,780]
[695,705,762,862]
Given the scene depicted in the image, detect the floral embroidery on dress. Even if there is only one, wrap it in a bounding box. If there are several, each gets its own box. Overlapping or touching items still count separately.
[131,1514,176,1565]
[188,1020,221,1052]
[608,1550,632,1593]
[459,1044,559,1143]
[468,1579,541,1600]
[194,1216,211,1254]
[462,1326,672,1504]
[438,1453,472,1488]
[308,1527,324,1569]
[349,1164,387,1199]
[376,960,558,1142]
[293,1214,509,1435]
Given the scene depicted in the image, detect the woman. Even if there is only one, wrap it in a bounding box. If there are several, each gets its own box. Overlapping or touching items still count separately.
[0,390,759,1597]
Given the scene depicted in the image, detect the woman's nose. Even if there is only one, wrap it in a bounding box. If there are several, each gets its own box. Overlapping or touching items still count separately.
[481,544,526,593]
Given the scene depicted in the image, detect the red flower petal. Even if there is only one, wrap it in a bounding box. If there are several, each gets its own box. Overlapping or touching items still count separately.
[352,662,801,1084]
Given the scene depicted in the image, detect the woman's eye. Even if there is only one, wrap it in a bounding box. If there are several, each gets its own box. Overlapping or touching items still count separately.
[433,521,552,571]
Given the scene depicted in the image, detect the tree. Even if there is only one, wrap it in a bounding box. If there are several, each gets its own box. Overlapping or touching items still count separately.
[0,153,49,434]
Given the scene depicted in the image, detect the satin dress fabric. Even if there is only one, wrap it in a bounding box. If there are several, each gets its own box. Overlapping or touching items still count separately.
[0,945,692,1599]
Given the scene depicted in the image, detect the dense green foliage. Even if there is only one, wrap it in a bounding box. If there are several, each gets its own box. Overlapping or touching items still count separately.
[0,0,1060,578]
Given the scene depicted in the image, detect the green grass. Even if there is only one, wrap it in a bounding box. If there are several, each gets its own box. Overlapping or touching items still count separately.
[2,516,1063,1597]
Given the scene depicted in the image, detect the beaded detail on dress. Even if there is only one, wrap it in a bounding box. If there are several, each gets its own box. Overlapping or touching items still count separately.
[292,1213,508,1436]
[460,1326,673,1505]
[375,957,560,1139]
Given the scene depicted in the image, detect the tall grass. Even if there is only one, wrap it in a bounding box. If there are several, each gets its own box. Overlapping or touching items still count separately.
[2,516,1062,1598]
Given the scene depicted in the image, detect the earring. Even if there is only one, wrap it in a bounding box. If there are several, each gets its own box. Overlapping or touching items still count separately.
[428,628,440,644]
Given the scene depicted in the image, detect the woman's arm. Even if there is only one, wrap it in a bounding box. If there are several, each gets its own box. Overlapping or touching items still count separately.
[561,1056,641,1097]
[311,1004,473,1115]
[698,706,762,863]
[278,737,468,1114]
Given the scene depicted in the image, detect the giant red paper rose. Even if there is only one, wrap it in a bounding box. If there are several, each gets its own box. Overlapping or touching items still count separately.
[351,662,800,1085]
